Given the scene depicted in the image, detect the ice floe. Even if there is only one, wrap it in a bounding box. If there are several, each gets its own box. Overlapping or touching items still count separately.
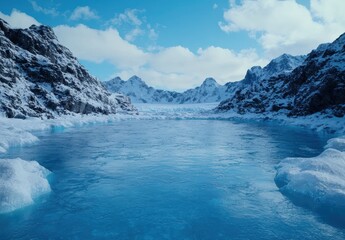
[275,136,345,217]
[0,158,51,213]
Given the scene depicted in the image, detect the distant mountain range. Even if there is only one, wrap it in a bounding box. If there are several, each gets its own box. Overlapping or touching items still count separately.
[0,18,136,119]
[103,54,305,104]
[103,76,231,104]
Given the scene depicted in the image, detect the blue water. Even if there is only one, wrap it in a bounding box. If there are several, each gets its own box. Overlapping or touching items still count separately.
[1,119,344,239]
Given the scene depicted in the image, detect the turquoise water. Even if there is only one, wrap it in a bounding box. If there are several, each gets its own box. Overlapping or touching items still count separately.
[1,119,344,239]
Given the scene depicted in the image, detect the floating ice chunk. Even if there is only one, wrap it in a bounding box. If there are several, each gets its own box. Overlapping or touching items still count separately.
[0,158,51,213]
[0,126,38,153]
[275,148,345,212]
[325,137,345,152]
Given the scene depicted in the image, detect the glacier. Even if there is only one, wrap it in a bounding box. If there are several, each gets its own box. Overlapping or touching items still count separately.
[0,158,51,213]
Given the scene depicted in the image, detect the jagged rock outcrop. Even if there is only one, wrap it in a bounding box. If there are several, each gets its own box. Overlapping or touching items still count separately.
[0,19,136,118]
[216,37,345,118]
[217,54,306,114]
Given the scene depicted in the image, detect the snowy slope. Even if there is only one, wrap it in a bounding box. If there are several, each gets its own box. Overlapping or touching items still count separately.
[0,19,136,119]
[217,33,345,118]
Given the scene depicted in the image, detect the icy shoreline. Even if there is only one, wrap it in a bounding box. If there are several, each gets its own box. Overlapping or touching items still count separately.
[1,103,344,154]
[0,103,344,214]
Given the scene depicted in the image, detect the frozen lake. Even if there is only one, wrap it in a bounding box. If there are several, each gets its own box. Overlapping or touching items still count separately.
[1,114,345,239]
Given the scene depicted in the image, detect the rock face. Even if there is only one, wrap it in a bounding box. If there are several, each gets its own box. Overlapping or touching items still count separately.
[217,34,345,118]
[103,76,233,104]
[0,19,136,119]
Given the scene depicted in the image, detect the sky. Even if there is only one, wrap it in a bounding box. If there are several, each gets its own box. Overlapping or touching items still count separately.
[0,0,345,91]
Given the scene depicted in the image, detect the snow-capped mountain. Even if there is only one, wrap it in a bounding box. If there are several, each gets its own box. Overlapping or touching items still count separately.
[103,75,181,103]
[241,54,306,85]
[217,33,345,117]
[0,19,136,119]
[104,54,305,104]
[103,76,229,104]
[177,78,226,103]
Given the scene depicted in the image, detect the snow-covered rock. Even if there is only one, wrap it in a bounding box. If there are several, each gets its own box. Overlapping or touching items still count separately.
[217,33,345,118]
[0,18,136,118]
[0,158,51,213]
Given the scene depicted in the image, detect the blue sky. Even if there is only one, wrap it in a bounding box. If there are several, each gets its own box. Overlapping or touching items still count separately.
[0,0,344,91]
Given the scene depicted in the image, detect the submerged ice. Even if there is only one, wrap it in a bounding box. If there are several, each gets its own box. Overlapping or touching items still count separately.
[0,158,51,213]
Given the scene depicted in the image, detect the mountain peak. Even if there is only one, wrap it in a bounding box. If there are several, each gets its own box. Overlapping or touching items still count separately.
[0,18,10,33]
[128,75,142,81]
[264,53,306,76]
[29,24,56,40]
[314,31,345,53]
[202,77,218,86]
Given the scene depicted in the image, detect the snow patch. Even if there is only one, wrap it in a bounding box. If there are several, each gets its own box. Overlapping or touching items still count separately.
[0,158,51,213]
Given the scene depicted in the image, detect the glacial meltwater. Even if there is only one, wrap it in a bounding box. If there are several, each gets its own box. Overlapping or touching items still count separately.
[1,118,345,239]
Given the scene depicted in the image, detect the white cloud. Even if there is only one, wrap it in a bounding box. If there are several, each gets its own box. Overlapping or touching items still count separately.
[108,9,158,42]
[70,6,99,21]
[147,24,158,41]
[30,1,58,17]
[0,9,40,28]
[53,24,148,69]
[213,4,218,9]
[311,0,345,25]
[125,28,144,42]
[219,0,345,57]
[110,9,143,26]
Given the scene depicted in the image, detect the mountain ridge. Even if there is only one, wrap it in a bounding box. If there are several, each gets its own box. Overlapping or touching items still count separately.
[217,33,345,117]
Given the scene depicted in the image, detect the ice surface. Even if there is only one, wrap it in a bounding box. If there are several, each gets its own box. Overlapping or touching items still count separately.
[325,137,345,152]
[275,145,345,213]
[0,158,51,213]
[0,126,38,153]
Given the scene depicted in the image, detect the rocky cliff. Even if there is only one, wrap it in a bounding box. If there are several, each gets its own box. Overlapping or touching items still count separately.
[217,34,345,118]
[0,19,136,119]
